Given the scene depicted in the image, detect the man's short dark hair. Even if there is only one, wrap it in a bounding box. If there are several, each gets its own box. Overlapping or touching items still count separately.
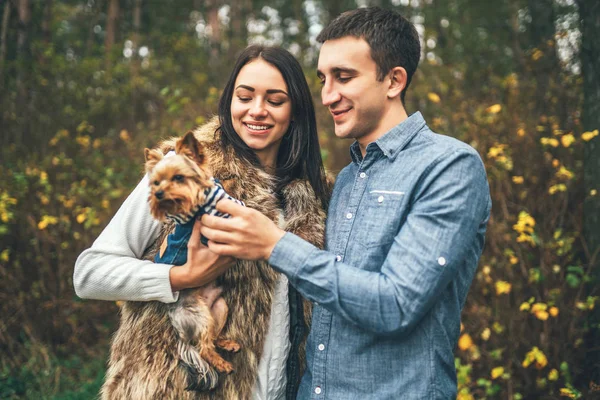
[317,7,421,104]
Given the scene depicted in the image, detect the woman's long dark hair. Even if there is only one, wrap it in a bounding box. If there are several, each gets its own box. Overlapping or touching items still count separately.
[217,45,329,210]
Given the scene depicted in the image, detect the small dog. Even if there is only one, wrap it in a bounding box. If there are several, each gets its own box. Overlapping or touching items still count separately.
[144,131,243,391]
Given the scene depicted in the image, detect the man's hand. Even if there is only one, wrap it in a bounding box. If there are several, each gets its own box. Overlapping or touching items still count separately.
[169,219,235,291]
[200,199,285,261]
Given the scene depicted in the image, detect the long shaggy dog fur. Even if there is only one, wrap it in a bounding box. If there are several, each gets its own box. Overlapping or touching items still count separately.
[101,118,327,399]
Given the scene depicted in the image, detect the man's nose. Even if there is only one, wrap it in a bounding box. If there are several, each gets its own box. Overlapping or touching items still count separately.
[155,190,164,200]
[321,82,342,106]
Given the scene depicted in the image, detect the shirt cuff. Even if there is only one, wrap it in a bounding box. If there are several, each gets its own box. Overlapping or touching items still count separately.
[138,262,180,303]
[268,232,317,284]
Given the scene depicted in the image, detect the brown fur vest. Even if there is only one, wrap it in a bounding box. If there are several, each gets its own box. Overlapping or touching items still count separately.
[101,119,326,399]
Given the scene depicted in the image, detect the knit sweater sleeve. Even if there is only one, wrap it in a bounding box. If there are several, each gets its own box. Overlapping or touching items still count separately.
[73,174,179,303]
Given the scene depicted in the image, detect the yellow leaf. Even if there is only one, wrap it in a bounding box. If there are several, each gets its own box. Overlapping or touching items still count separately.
[486,104,502,114]
[495,281,511,295]
[76,213,87,224]
[427,92,441,103]
[560,388,577,398]
[512,176,524,184]
[549,307,559,317]
[561,133,575,147]
[540,137,559,147]
[548,369,559,381]
[458,334,473,351]
[581,129,599,142]
[509,255,519,265]
[552,159,560,168]
[491,366,504,379]
[535,310,549,320]
[520,302,531,311]
[517,128,526,137]
[0,249,9,263]
[531,303,548,312]
[481,328,491,341]
[591,189,598,196]
[120,129,130,141]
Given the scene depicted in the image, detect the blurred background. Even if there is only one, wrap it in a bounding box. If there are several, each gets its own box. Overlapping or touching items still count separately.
[1,0,599,398]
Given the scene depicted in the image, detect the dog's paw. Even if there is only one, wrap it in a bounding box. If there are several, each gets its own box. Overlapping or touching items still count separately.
[216,338,241,353]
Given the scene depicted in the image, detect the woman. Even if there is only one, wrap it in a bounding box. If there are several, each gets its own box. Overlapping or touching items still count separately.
[74,45,329,399]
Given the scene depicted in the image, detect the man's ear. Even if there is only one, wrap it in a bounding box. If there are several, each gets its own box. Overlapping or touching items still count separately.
[176,131,205,166]
[387,67,407,99]
[144,148,164,173]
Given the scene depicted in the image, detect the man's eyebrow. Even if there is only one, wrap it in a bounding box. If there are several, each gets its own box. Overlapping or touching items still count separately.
[235,85,288,95]
[316,67,358,78]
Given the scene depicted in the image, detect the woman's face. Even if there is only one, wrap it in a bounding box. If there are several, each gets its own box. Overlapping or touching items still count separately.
[231,58,292,169]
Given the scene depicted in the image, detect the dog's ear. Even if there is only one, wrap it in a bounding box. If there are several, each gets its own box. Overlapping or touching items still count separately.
[144,148,164,173]
[176,131,205,166]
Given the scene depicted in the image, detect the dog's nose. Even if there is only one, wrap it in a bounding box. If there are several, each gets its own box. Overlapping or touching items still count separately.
[155,190,164,200]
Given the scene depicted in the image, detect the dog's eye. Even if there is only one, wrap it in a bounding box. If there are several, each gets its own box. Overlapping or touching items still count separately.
[173,175,184,182]
[153,180,159,186]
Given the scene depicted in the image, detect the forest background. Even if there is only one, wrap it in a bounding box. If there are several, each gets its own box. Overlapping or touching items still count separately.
[1,0,599,399]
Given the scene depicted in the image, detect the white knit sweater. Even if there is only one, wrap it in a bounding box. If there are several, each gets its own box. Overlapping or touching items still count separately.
[73,174,289,400]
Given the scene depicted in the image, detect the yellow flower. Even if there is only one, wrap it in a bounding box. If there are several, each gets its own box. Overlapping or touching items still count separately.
[581,129,598,141]
[0,249,9,263]
[512,176,524,184]
[76,135,91,148]
[549,307,559,317]
[540,137,559,147]
[427,93,441,103]
[491,366,504,379]
[548,369,559,381]
[481,328,491,341]
[549,184,567,195]
[496,281,511,295]
[556,166,574,180]
[486,104,502,114]
[37,215,58,230]
[458,334,473,351]
[561,133,575,147]
[522,347,548,369]
[120,129,130,141]
[535,310,549,320]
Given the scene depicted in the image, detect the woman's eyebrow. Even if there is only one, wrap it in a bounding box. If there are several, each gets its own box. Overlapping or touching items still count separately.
[235,85,288,96]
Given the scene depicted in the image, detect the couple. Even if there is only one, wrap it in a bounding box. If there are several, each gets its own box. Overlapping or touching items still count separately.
[74,7,491,400]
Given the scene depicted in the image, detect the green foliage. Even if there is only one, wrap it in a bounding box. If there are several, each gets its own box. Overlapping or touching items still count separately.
[1,0,597,398]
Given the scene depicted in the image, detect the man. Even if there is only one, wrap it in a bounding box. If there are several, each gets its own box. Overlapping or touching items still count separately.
[201,7,491,399]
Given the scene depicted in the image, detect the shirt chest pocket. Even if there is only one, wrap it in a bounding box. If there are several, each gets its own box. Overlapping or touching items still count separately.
[358,190,407,249]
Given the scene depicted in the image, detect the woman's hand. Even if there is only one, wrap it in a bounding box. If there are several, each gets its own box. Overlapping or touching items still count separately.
[169,219,235,291]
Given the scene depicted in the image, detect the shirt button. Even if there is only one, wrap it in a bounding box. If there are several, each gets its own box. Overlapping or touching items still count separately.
[438,256,446,266]
[335,255,342,262]
[318,344,325,351]
[346,213,353,219]
[377,195,384,203]
[315,387,322,394]
[359,172,367,178]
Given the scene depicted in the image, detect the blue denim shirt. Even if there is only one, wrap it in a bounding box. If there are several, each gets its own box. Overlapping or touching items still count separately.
[269,112,491,400]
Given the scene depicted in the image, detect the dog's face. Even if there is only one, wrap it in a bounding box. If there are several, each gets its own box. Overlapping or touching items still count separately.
[145,132,212,221]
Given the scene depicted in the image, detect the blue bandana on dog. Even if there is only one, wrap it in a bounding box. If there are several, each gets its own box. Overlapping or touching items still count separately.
[154,178,244,266]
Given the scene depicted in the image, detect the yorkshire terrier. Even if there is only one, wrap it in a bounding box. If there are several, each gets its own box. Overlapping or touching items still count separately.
[144,131,244,391]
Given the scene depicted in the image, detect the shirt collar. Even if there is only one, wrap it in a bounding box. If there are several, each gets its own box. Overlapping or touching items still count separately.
[350,111,426,164]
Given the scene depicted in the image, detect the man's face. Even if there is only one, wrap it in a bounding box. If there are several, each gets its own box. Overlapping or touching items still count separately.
[317,36,390,144]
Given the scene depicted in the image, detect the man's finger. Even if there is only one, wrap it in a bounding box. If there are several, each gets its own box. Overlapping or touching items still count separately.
[201,213,237,231]
[201,225,236,244]
[215,199,246,215]
[206,241,236,257]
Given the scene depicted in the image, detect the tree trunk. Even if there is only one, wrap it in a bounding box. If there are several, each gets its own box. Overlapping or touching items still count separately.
[577,0,600,386]
[104,0,120,69]
[206,0,222,70]
[131,0,141,123]
[42,0,52,44]
[16,0,31,148]
[0,0,11,88]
